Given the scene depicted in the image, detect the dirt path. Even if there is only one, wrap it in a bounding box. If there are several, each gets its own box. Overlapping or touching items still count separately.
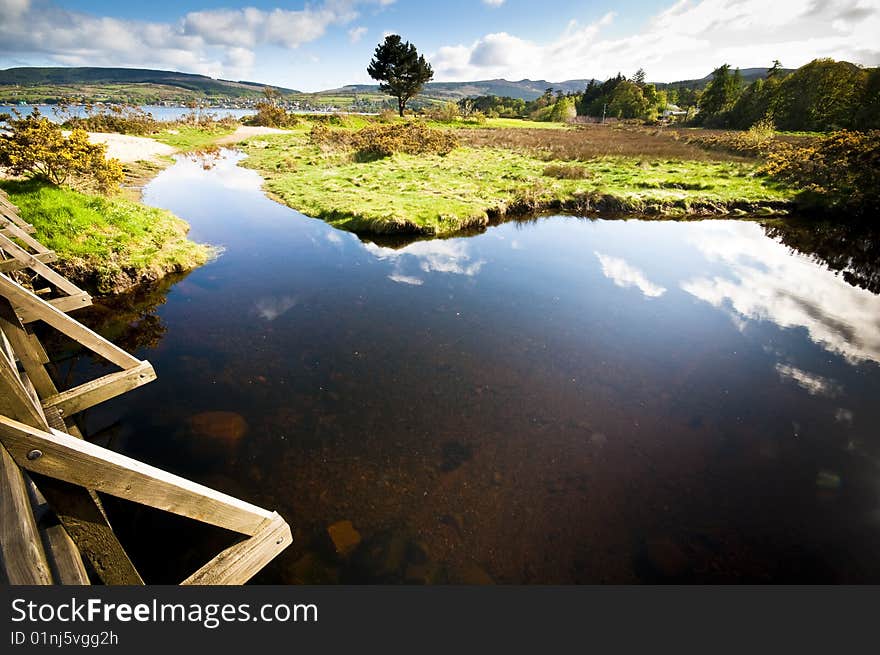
[215,125,288,146]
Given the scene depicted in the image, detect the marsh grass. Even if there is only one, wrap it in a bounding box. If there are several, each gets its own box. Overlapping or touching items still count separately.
[0,179,211,294]
[241,130,793,236]
[457,125,735,161]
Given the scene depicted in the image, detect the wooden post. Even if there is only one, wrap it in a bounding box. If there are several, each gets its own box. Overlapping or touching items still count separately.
[0,312,143,584]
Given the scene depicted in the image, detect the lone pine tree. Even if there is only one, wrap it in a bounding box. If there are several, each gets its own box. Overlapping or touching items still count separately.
[367,35,434,117]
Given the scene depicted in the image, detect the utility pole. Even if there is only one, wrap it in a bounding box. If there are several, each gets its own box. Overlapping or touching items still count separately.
[601,103,606,124]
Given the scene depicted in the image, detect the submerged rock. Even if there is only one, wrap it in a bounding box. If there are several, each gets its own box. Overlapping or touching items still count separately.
[188,411,249,442]
[328,520,362,556]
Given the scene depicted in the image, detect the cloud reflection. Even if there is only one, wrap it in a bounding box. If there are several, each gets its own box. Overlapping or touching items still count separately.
[594,251,666,298]
[363,239,485,284]
[254,295,298,321]
[681,222,880,364]
[775,363,841,397]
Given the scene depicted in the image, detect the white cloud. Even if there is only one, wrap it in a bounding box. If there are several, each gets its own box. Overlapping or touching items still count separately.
[348,26,368,43]
[0,1,392,80]
[595,252,666,298]
[681,221,880,365]
[483,0,506,7]
[432,0,880,82]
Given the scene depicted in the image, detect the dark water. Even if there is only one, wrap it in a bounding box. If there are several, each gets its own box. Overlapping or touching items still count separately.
[69,151,880,583]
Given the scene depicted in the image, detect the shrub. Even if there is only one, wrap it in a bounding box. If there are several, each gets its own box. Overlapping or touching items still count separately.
[309,122,458,159]
[549,97,578,123]
[543,163,591,179]
[377,108,398,123]
[0,109,123,193]
[60,103,159,135]
[425,102,460,123]
[244,101,298,128]
[760,130,880,216]
[462,111,487,126]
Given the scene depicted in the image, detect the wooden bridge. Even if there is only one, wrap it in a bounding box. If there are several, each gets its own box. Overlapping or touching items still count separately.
[0,189,291,584]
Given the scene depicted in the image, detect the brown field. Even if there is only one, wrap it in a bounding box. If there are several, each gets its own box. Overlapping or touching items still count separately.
[457,124,743,161]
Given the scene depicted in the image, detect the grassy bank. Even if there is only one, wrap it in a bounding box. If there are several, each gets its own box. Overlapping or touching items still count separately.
[1,180,212,294]
[240,125,794,236]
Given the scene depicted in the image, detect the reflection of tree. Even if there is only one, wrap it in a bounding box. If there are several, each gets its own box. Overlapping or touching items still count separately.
[763,220,880,294]
[36,270,191,366]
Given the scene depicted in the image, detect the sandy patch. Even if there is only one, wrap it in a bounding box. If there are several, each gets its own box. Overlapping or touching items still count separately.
[86,132,176,163]
[215,125,288,146]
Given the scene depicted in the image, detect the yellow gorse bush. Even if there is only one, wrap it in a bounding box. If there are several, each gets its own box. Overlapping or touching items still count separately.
[0,109,123,193]
[309,122,458,159]
[760,130,880,215]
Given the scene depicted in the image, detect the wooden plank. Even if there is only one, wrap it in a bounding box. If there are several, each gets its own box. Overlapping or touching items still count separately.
[0,444,53,584]
[0,192,18,212]
[0,298,57,399]
[0,217,52,255]
[28,472,144,585]
[0,252,57,273]
[0,321,143,585]
[181,513,292,585]
[41,524,90,585]
[0,233,82,296]
[42,361,156,418]
[0,415,275,536]
[0,274,137,369]
[24,476,90,585]
[0,334,48,428]
[16,292,92,324]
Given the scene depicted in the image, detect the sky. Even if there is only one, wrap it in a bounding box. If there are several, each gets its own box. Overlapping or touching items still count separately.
[1,0,878,91]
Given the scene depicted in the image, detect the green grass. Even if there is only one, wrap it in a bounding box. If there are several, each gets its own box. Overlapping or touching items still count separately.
[0,180,212,294]
[240,131,794,236]
[149,125,235,151]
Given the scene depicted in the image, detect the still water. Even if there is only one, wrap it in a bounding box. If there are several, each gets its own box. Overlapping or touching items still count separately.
[71,151,880,583]
[0,104,255,122]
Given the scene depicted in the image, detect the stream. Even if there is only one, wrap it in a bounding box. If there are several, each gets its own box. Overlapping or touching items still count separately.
[66,150,880,583]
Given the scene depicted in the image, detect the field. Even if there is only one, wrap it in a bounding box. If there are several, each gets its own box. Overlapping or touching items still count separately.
[239,121,793,236]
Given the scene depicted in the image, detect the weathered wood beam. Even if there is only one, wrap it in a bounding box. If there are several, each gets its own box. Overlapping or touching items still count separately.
[0,328,143,585]
[0,217,54,256]
[0,274,135,369]
[181,513,292,585]
[40,524,90,585]
[16,292,92,324]
[0,445,53,584]
[42,361,157,418]
[0,233,82,297]
[0,252,57,273]
[0,298,57,400]
[0,415,275,536]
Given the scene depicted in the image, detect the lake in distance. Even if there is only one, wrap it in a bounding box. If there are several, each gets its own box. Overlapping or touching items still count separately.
[64,151,880,584]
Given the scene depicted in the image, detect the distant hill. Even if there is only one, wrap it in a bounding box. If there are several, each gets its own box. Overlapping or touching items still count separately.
[334,78,595,101]
[0,67,300,101]
[0,65,798,105]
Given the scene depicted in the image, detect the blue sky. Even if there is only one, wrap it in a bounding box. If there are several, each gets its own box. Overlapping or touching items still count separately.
[1,0,878,91]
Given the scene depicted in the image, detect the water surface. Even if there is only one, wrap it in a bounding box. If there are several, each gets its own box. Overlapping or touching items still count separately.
[73,151,880,583]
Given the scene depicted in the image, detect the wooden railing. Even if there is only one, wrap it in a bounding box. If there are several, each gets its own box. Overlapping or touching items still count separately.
[0,189,291,585]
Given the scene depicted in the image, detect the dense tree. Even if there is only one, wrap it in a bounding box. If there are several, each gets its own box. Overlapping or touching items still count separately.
[367,35,434,117]
[772,59,866,131]
[697,65,743,124]
[549,96,577,122]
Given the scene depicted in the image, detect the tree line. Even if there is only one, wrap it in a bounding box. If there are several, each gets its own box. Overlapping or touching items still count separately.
[455,59,879,131]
